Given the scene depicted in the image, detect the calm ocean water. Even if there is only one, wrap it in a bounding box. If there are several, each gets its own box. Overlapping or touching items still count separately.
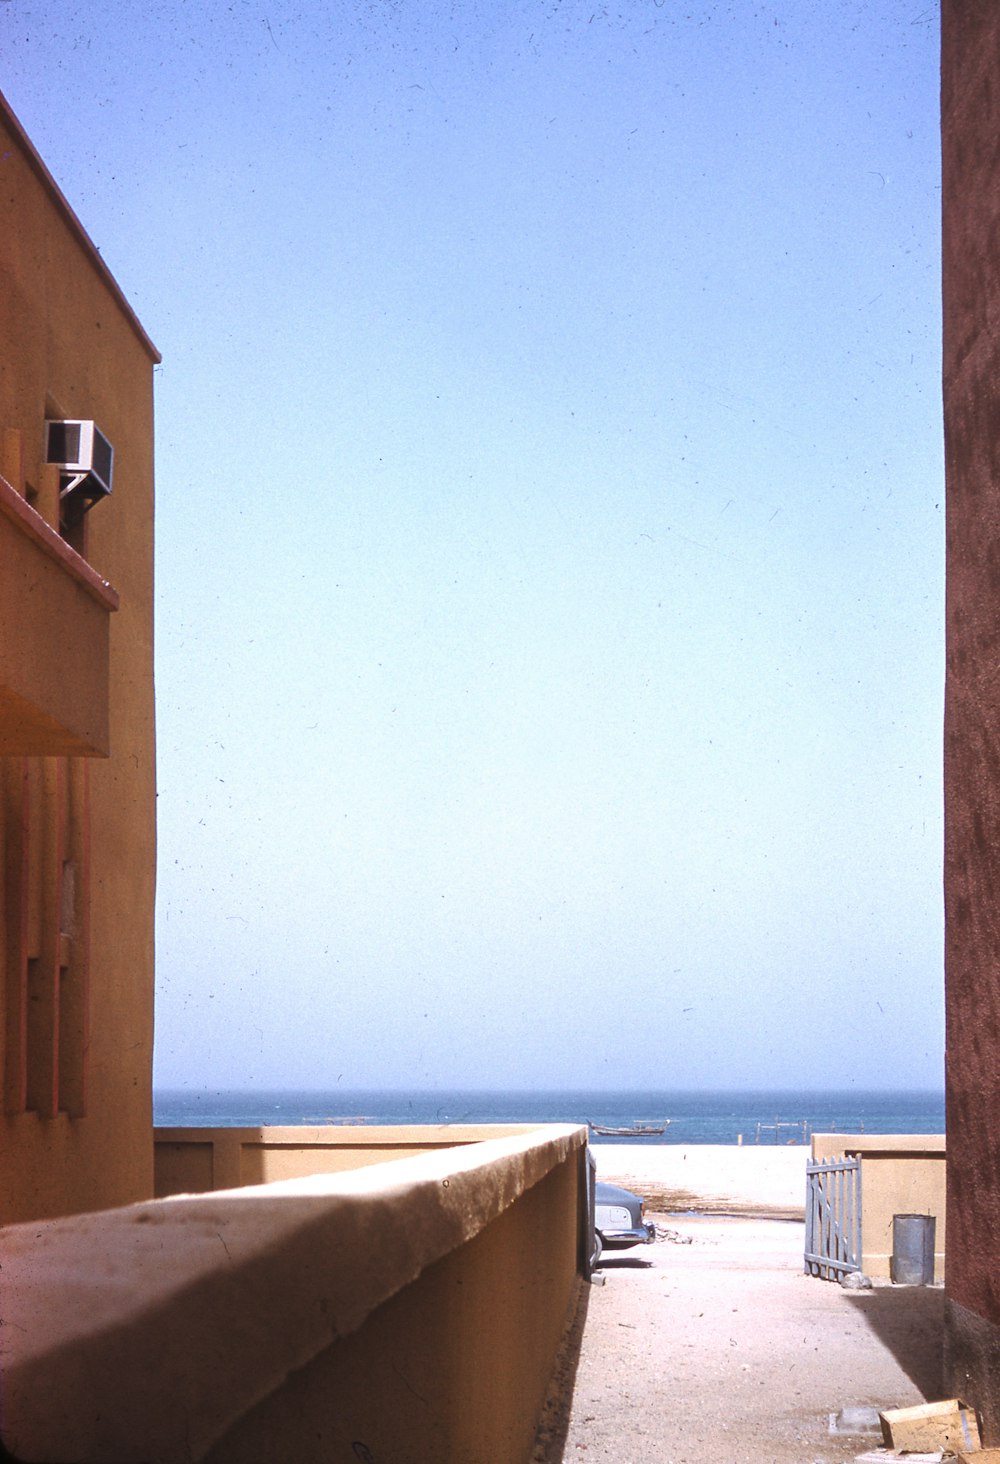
[152,1088,945,1144]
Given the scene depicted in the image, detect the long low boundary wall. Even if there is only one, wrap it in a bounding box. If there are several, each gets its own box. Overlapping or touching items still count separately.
[153,1121,542,1194]
[1,1124,589,1463]
[812,1134,946,1281]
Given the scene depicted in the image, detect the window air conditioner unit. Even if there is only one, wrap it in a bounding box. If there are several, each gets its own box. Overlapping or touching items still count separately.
[44,420,114,526]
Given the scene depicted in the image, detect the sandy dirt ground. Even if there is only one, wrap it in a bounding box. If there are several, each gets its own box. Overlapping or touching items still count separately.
[594,1142,810,1218]
[536,1146,944,1464]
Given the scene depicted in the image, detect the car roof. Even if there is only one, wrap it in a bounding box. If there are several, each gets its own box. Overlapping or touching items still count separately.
[595,1180,641,1203]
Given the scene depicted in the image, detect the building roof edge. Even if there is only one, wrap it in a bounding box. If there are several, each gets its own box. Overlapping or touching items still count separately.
[0,88,162,365]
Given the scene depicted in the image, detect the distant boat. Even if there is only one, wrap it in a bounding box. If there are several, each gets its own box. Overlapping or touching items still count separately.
[588,1120,670,1137]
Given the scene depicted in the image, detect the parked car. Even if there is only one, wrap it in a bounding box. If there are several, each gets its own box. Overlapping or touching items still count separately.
[594,1179,656,1260]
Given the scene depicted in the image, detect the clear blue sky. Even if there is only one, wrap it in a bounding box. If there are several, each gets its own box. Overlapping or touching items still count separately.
[2,1,944,1092]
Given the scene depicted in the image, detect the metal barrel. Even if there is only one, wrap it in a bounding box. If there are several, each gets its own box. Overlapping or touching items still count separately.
[891,1213,936,1285]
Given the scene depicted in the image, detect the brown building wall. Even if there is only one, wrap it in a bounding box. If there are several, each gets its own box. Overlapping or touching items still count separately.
[942,0,1000,1435]
[0,92,158,1221]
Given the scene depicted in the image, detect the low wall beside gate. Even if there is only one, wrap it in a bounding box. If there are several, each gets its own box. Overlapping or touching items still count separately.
[810,1134,946,1282]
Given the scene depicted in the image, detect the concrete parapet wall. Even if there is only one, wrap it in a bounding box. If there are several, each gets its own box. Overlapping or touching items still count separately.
[1,1124,587,1463]
[812,1134,946,1280]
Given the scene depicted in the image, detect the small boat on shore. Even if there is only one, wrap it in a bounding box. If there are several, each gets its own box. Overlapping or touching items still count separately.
[588,1120,670,1137]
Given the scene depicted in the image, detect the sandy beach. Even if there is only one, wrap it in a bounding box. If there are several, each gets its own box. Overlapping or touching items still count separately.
[591,1141,808,1217]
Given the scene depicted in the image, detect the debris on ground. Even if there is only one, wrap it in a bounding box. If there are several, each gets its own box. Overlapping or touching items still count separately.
[841,1269,874,1290]
[654,1225,693,1243]
[828,1404,882,1435]
[853,1450,943,1463]
[878,1398,981,1455]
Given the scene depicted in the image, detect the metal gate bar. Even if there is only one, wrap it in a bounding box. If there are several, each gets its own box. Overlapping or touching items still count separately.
[804,1157,861,1280]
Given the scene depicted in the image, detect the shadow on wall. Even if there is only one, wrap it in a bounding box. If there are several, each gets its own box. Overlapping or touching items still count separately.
[531,1279,591,1464]
[844,1287,945,1400]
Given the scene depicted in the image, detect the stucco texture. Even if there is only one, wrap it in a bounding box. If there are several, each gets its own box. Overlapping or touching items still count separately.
[943,0,1000,1440]
[0,1129,585,1464]
[0,91,158,1221]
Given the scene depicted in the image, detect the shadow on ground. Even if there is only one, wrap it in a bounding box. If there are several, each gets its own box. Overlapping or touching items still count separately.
[845,1285,945,1399]
[531,1277,591,1464]
[597,1255,655,1269]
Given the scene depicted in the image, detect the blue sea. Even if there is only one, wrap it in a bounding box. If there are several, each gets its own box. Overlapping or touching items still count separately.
[152,1088,945,1145]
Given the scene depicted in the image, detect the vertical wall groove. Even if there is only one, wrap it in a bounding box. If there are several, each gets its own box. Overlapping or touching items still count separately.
[3,759,29,1113]
[58,759,89,1116]
[24,759,63,1119]
[2,757,89,1118]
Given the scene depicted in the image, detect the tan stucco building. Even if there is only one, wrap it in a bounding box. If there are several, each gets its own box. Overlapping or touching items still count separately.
[0,89,159,1222]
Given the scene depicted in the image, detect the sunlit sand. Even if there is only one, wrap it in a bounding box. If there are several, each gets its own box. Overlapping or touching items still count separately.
[590,1141,807,1217]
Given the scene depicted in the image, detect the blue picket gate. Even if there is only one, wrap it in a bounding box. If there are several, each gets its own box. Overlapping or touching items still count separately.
[804,1157,862,1280]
